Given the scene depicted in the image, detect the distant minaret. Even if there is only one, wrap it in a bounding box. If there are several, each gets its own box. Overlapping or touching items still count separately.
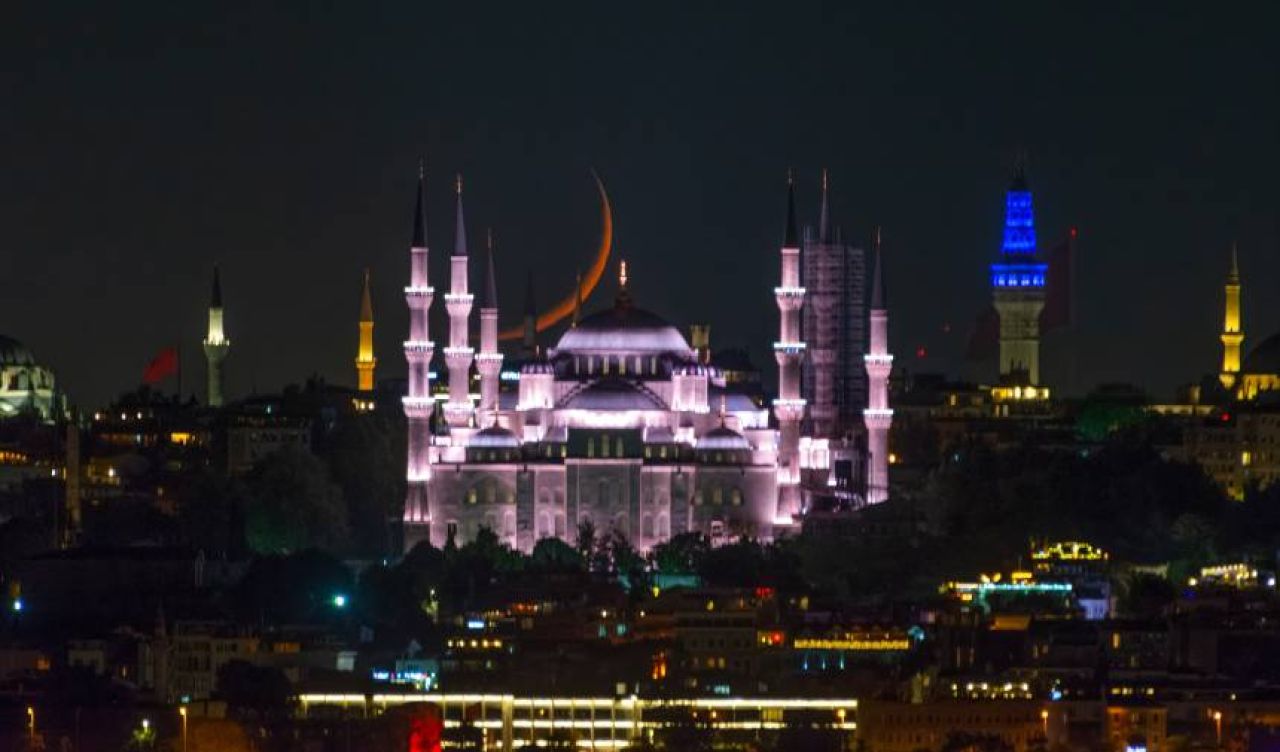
[773,174,807,525]
[202,266,230,407]
[476,229,503,420]
[1220,243,1243,390]
[864,229,894,505]
[403,161,436,551]
[991,163,1047,385]
[521,270,538,356]
[356,268,376,392]
[443,174,475,427]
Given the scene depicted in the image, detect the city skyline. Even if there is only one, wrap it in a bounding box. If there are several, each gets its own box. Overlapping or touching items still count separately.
[4,3,1278,407]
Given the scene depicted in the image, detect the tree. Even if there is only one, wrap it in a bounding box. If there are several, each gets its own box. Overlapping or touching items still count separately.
[243,447,349,553]
[229,549,354,624]
[324,412,404,557]
[530,537,585,573]
[941,732,1014,752]
[177,469,248,558]
[650,533,709,575]
[1117,573,1176,619]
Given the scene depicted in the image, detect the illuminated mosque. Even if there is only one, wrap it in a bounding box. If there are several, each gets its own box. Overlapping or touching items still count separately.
[1215,244,1280,401]
[399,167,893,553]
[0,335,58,421]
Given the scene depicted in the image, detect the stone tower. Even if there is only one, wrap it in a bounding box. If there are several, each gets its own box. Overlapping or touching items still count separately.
[1220,243,1243,390]
[772,175,807,524]
[863,230,893,505]
[403,162,436,551]
[356,268,376,393]
[991,166,1047,385]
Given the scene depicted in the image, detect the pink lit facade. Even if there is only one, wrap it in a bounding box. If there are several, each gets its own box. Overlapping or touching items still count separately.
[863,239,892,505]
[772,180,806,525]
[399,171,897,555]
[443,179,476,429]
[403,167,435,550]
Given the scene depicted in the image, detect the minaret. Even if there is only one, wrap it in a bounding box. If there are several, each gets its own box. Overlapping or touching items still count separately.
[521,270,538,356]
[864,229,894,505]
[443,174,475,427]
[356,268,376,393]
[202,266,230,407]
[403,161,436,551]
[476,229,503,420]
[772,174,807,525]
[990,164,1047,385]
[1219,243,1243,390]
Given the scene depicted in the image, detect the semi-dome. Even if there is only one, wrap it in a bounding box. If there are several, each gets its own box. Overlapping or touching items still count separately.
[553,305,694,357]
[469,424,521,448]
[0,336,36,367]
[1244,332,1280,374]
[561,379,667,411]
[695,425,752,451]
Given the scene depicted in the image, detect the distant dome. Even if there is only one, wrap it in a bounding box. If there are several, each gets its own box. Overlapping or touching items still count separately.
[561,379,667,411]
[1244,332,1280,374]
[696,425,752,451]
[0,336,36,367]
[554,305,694,357]
[470,425,521,448]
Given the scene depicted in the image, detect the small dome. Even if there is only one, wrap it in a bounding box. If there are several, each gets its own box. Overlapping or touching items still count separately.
[553,305,694,357]
[1244,332,1280,375]
[470,425,520,448]
[0,336,36,367]
[696,425,752,451]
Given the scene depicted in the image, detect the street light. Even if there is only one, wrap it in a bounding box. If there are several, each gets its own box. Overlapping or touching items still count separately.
[179,706,189,752]
[1212,710,1223,746]
[26,706,35,743]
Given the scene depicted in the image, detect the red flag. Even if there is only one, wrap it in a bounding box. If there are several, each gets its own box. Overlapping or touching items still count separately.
[1041,229,1074,331]
[143,347,179,384]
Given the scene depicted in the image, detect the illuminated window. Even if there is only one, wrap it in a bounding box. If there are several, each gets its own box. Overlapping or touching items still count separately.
[587,438,595,458]
[615,437,624,456]
[731,489,742,506]
[601,435,610,458]
[467,488,478,505]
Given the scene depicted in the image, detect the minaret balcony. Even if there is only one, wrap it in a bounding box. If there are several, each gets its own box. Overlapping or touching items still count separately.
[773,341,806,355]
[772,398,806,422]
[402,396,435,418]
[403,341,435,362]
[405,285,435,299]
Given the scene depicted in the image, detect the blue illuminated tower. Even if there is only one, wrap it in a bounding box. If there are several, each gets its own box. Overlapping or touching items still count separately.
[990,166,1047,385]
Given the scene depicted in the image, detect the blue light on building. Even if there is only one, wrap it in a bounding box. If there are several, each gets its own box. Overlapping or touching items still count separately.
[990,263,1047,289]
[1001,190,1037,256]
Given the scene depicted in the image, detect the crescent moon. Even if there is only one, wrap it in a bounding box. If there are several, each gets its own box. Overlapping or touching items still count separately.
[498,171,612,341]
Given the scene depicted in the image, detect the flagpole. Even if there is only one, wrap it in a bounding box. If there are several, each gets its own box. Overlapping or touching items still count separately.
[177,342,183,402]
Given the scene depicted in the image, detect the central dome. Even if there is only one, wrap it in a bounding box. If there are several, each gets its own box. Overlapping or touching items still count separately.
[553,304,694,357]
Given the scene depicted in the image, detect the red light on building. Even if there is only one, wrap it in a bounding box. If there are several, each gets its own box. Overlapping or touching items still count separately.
[754,586,775,600]
[408,707,443,752]
[916,346,927,358]
[1070,226,1079,239]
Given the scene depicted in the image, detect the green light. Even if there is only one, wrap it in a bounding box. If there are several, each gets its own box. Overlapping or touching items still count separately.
[332,594,347,608]
[11,599,22,612]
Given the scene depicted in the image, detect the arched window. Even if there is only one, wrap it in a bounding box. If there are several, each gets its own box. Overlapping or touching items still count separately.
[712,487,723,505]
[615,437,624,457]
[483,482,496,504]
[657,513,670,538]
[642,514,654,538]
[587,438,595,458]
[467,488,478,505]
[731,488,743,506]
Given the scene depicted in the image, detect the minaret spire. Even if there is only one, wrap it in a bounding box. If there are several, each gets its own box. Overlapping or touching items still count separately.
[403,160,437,551]
[202,265,230,407]
[818,168,831,243]
[476,228,503,421]
[356,269,376,395]
[443,172,475,427]
[1220,241,1244,390]
[864,227,894,505]
[772,172,807,527]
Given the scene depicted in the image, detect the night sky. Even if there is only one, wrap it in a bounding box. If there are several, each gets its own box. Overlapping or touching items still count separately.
[4,3,1278,407]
